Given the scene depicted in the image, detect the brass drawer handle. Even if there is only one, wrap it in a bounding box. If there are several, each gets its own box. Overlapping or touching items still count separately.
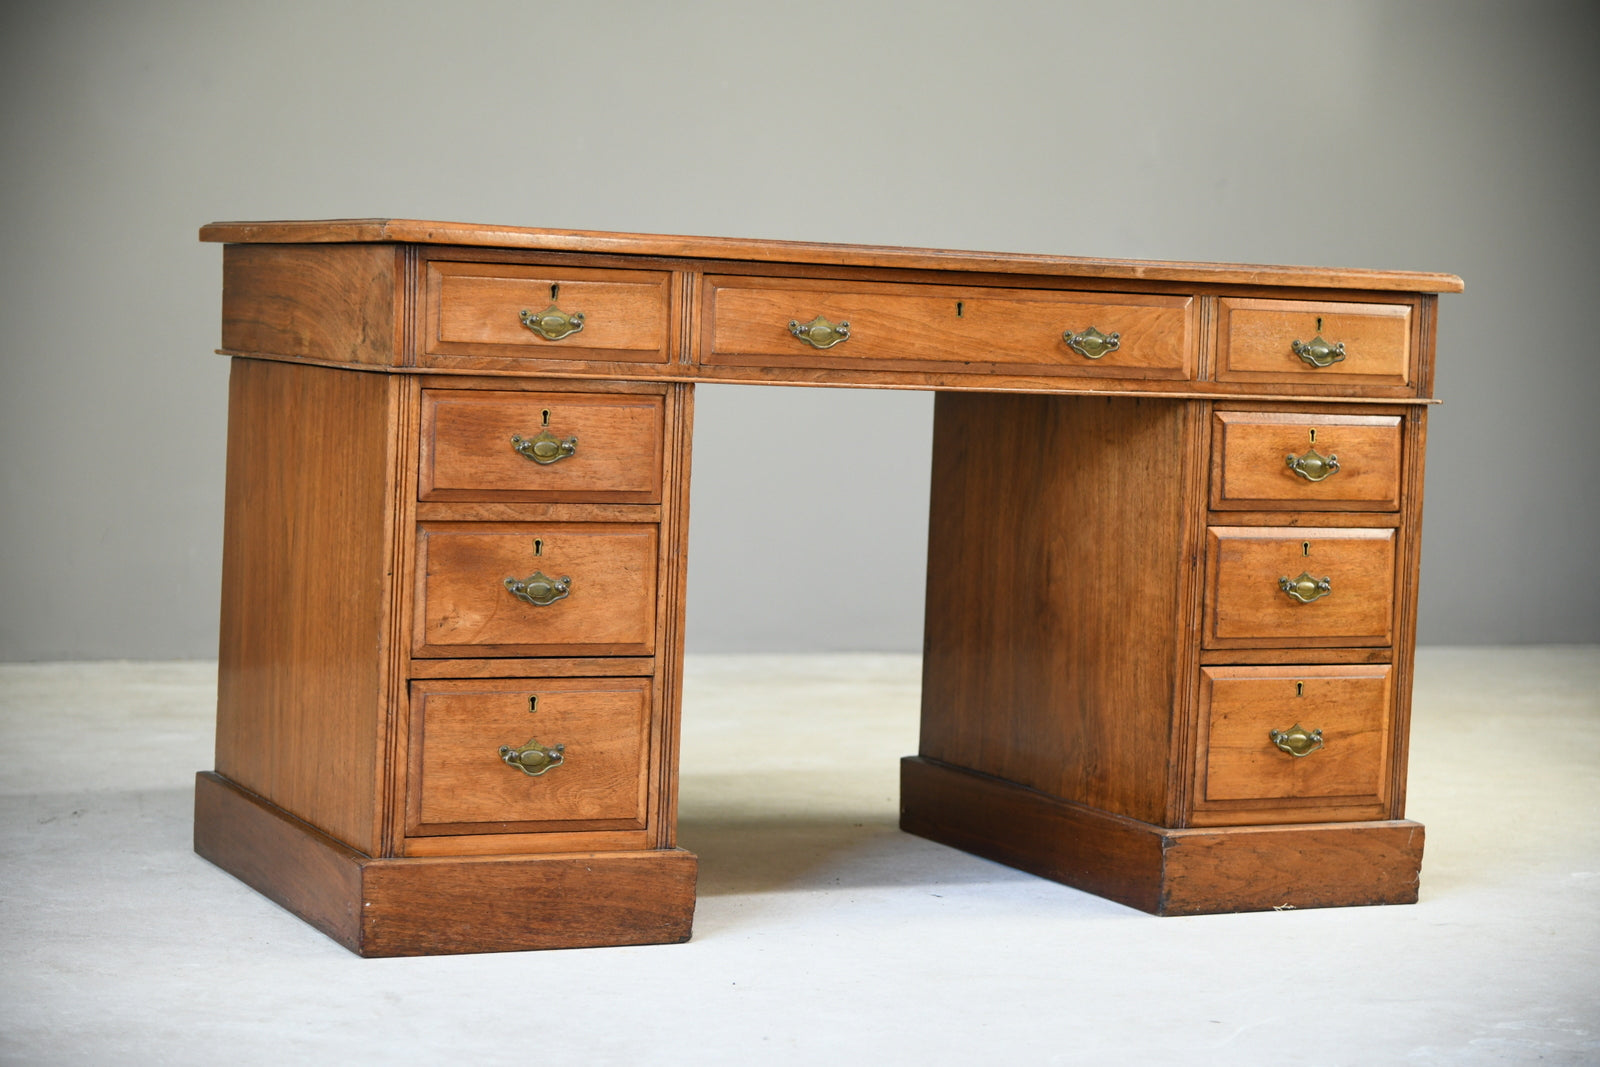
[789,315,850,349]
[1291,334,1346,368]
[1269,723,1324,758]
[511,429,578,465]
[519,304,585,341]
[1286,447,1340,482]
[499,737,565,776]
[1063,326,1120,359]
[504,571,572,606]
[1279,572,1332,603]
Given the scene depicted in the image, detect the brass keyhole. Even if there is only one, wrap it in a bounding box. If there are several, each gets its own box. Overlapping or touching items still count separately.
[550,283,559,301]
[1316,316,1323,332]
[1302,542,1311,557]
[534,538,544,556]
[541,408,551,427]
[1296,682,1304,697]
[1309,428,1317,445]
[528,695,539,714]
[956,301,964,317]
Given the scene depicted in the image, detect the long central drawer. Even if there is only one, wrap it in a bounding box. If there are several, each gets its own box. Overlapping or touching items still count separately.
[702,276,1194,377]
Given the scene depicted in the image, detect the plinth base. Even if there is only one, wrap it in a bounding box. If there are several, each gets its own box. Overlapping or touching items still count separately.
[900,757,1423,915]
[194,772,698,956]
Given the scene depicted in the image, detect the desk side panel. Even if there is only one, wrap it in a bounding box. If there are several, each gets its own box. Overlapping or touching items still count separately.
[920,393,1198,824]
[214,358,400,853]
[221,244,402,366]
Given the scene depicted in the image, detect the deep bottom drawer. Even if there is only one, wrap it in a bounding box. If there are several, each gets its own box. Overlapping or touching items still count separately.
[406,677,652,837]
[1192,664,1393,826]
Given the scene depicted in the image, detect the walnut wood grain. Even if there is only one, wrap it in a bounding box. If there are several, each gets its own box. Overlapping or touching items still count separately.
[919,393,1202,825]
[1216,297,1414,388]
[221,244,401,366]
[419,389,665,502]
[1204,526,1397,647]
[653,383,695,849]
[422,261,672,365]
[405,656,656,678]
[1210,410,1402,511]
[413,521,658,657]
[901,757,1423,915]
[1191,664,1393,825]
[399,829,652,858]
[1387,404,1431,817]
[196,772,697,956]
[406,677,652,837]
[214,359,401,853]
[414,501,662,524]
[702,276,1194,378]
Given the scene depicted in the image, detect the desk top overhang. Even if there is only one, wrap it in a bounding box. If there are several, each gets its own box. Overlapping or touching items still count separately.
[200,219,1463,295]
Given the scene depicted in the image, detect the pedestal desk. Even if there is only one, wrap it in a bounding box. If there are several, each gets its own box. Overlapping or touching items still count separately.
[193,219,1460,956]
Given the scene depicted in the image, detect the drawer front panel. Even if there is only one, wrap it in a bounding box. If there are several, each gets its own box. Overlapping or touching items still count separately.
[423,262,671,363]
[1205,526,1395,647]
[703,276,1193,378]
[1215,298,1412,388]
[415,523,658,657]
[407,677,651,836]
[420,390,664,502]
[1211,411,1402,511]
[1194,664,1392,823]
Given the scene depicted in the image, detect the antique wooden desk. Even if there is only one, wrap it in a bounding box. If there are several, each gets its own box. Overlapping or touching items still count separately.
[193,220,1460,956]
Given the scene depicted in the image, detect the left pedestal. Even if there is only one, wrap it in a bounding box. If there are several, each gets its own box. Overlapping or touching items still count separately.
[197,343,696,956]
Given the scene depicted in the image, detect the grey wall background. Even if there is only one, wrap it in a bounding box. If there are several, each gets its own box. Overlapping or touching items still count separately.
[1,0,1596,660]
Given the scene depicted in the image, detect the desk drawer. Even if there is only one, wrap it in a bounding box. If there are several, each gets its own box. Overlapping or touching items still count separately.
[703,276,1193,378]
[414,522,658,657]
[406,677,651,836]
[1215,297,1412,389]
[1204,526,1395,647]
[423,262,672,364]
[420,390,664,502]
[1211,411,1402,511]
[1192,665,1392,824]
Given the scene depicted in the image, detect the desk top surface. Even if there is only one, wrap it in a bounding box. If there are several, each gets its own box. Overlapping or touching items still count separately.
[199,219,1463,295]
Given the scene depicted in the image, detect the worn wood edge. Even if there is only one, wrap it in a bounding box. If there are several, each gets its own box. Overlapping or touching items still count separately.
[1165,400,1212,826]
[1160,820,1424,915]
[901,756,1167,913]
[378,375,417,857]
[193,771,366,951]
[358,849,697,957]
[195,772,699,956]
[653,383,695,849]
[900,757,1424,916]
[198,219,1463,293]
[211,350,1444,405]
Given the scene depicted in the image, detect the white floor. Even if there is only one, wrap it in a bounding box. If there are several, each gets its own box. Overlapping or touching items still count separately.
[1,649,1596,1065]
